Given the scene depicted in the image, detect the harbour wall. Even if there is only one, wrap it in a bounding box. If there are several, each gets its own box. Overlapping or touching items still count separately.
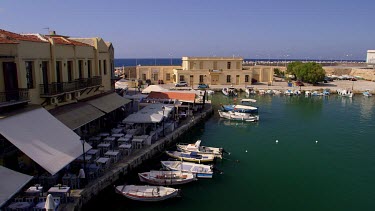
[65,106,213,211]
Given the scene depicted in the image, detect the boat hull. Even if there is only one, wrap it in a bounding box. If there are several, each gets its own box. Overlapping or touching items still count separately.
[115,185,180,202]
[165,151,215,163]
[161,161,213,178]
[138,171,197,186]
[218,110,259,122]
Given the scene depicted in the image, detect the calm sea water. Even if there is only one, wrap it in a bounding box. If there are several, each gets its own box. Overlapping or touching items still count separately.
[83,94,375,211]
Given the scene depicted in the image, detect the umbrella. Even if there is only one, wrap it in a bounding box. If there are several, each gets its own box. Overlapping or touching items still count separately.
[45,194,56,211]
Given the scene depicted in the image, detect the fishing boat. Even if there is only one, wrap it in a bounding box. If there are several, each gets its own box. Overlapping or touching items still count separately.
[322,89,330,96]
[221,104,258,113]
[218,110,259,122]
[337,89,353,98]
[240,98,257,106]
[284,89,293,96]
[363,90,372,97]
[115,185,180,202]
[222,87,238,96]
[245,86,256,95]
[161,161,214,178]
[138,171,197,185]
[177,140,224,158]
[165,151,215,163]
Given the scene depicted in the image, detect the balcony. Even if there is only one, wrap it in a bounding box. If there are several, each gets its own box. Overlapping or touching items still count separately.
[0,88,30,108]
[40,76,102,97]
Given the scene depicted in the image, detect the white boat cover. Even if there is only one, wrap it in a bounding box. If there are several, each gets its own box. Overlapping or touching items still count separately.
[88,93,131,113]
[122,104,173,124]
[0,108,92,175]
[115,79,130,89]
[0,166,33,207]
[141,85,168,94]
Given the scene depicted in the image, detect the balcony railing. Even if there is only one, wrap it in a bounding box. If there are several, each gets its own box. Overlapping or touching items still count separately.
[40,76,102,96]
[0,88,29,104]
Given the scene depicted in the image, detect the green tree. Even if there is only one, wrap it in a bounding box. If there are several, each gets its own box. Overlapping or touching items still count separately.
[286,62,325,83]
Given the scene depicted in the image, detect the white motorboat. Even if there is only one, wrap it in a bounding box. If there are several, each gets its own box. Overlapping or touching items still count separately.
[218,110,259,122]
[240,98,257,106]
[222,87,238,96]
[363,90,372,97]
[177,140,224,158]
[221,104,258,113]
[115,185,180,202]
[161,161,214,178]
[165,151,215,163]
[138,171,197,186]
[284,89,293,96]
[337,89,353,98]
[245,86,256,95]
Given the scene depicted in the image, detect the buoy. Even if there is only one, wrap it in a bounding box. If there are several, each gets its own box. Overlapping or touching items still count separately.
[245,150,248,153]
[316,140,318,144]
[276,140,278,144]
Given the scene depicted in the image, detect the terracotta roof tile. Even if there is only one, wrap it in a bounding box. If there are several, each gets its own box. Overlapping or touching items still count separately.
[0,29,47,42]
[147,91,196,102]
[51,37,92,47]
[67,39,92,47]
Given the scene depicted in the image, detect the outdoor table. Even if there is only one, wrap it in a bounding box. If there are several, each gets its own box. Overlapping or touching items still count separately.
[111,128,123,134]
[112,133,124,138]
[86,149,100,159]
[117,137,130,144]
[96,157,111,169]
[98,133,110,137]
[104,150,121,163]
[119,144,132,156]
[103,137,116,148]
[7,202,33,210]
[89,136,101,147]
[127,129,137,135]
[132,138,144,149]
[25,185,43,196]
[97,143,111,155]
[48,186,71,203]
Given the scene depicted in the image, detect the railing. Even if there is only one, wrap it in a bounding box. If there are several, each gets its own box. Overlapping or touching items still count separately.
[0,88,29,103]
[40,76,102,96]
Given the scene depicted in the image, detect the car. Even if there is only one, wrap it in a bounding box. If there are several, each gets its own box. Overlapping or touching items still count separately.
[198,83,209,89]
[175,81,188,87]
[295,81,304,86]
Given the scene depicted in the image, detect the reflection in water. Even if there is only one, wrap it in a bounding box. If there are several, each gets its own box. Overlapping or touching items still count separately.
[218,119,258,128]
[359,97,375,121]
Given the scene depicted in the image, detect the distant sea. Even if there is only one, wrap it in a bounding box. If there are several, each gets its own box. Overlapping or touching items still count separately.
[114,58,365,67]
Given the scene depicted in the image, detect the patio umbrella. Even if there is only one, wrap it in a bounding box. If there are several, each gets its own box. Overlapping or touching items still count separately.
[45,194,56,211]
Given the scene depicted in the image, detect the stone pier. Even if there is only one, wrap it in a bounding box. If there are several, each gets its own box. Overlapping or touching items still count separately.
[60,105,213,210]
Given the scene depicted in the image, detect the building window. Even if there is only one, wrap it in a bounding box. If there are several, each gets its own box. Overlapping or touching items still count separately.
[87,60,92,78]
[236,62,240,69]
[227,75,231,83]
[190,62,194,69]
[25,61,34,89]
[56,61,62,83]
[99,60,102,75]
[245,75,249,82]
[67,61,73,81]
[213,61,217,69]
[153,73,158,81]
[199,62,203,69]
[78,60,83,79]
[199,75,204,83]
[179,75,185,82]
[103,60,107,75]
[166,73,171,81]
[142,74,146,81]
[227,62,231,70]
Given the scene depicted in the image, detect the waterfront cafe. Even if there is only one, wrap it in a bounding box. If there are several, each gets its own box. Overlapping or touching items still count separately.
[0,107,92,206]
[122,104,175,144]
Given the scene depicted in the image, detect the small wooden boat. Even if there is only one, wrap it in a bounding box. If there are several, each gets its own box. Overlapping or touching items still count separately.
[177,140,223,158]
[161,161,214,178]
[115,185,180,202]
[165,151,215,163]
[138,170,197,185]
[218,110,259,122]
[221,104,258,113]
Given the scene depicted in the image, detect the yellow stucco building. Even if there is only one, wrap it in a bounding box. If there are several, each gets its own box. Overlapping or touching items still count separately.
[136,57,274,86]
[0,29,114,110]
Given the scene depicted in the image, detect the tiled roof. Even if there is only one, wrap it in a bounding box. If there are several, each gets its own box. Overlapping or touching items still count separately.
[67,39,92,47]
[147,91,196,102]
[0,29,47,43]
[51,37,91,46]
[0,37,18,44]
[70,38,95,46]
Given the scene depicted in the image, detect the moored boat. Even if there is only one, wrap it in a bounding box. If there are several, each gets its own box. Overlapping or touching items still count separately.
[177,140,223,158]
[138,171,197,185]
[222,87,238,96]
[221,104,258,113]
[165,151,215,163]
[363,90,372,97]
[218,110,259,122]
[245,86,256,95]
[115,185,180,202]
[161,161,214,178]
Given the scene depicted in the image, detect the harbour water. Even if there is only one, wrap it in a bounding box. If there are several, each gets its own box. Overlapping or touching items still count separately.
[83,94,375,211]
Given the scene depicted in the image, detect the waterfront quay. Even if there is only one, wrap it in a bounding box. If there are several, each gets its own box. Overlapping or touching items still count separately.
[61,105,213,210]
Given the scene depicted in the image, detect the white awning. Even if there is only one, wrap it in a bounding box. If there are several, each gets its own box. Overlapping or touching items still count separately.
[0,108,92,175]
[88,93,131,113]
[0,166,33,207]
[141,85,168,94]
[122,104,174,124]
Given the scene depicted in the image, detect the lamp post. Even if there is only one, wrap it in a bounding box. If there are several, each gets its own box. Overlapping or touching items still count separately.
[162,106,165,137]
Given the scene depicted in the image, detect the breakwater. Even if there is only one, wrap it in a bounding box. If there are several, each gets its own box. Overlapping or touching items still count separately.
[62,106,213,210]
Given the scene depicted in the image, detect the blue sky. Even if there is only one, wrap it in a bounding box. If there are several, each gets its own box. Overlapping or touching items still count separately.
[1,0,375,60]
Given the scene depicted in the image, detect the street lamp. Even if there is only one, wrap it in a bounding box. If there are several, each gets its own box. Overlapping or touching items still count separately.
[162,106,165,137]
